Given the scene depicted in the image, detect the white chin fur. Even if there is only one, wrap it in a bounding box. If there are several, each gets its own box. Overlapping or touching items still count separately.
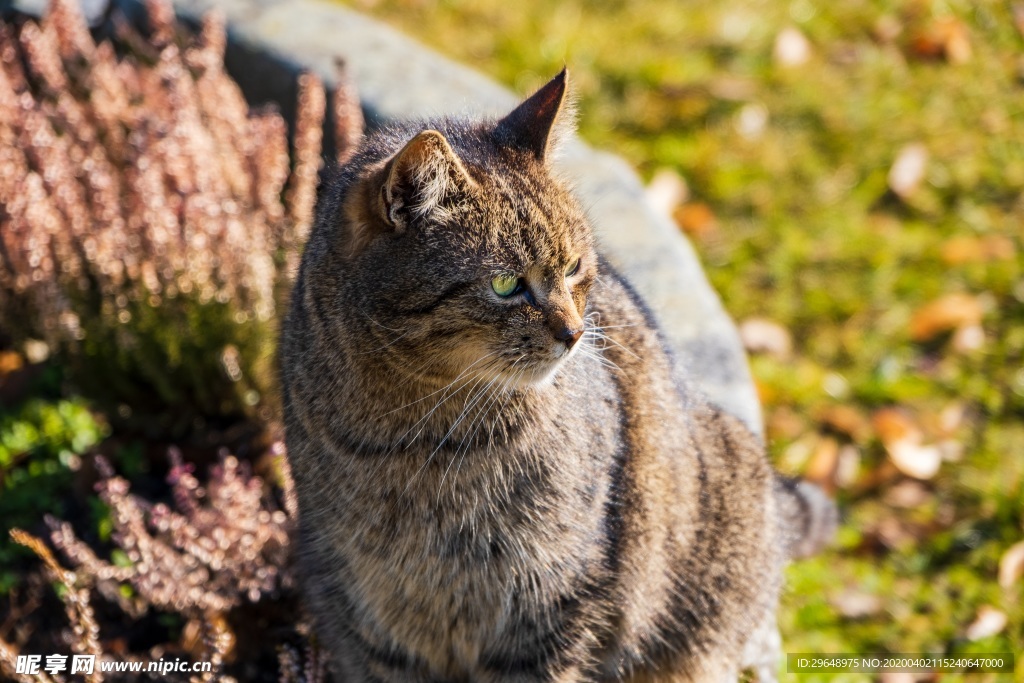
[511,341,580,389]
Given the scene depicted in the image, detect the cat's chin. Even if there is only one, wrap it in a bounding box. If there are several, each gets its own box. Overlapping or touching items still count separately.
[513,364,560,389]
[507,342,580,389]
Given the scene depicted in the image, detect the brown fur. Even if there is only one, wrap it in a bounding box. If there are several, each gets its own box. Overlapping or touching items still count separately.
[280,70,835,683]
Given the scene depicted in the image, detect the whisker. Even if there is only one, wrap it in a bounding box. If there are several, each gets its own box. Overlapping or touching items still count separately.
[587,330,641,360]
[382,351,503,417]
[354,329,412,355]
[437,360,523,501]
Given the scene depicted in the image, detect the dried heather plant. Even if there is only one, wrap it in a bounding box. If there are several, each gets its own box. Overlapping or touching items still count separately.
[7,529,102,683]
[277,640,327,683]
[0,0,360,433]
[1,634,58,683]
[46,449,295,616]
[4,446,298,682]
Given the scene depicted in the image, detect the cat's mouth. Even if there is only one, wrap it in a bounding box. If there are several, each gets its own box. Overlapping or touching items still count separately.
[505,336,582,388]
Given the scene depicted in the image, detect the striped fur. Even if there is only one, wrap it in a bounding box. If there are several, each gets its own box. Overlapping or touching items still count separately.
[280,72,835,683]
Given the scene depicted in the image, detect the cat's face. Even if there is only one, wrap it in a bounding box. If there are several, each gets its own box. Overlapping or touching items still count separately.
[343,71,596,388]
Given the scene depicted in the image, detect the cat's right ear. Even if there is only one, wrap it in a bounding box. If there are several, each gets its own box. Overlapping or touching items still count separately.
[376,129,476,231]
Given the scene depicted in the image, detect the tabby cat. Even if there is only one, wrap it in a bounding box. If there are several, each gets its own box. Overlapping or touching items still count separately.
[280,70,835,683]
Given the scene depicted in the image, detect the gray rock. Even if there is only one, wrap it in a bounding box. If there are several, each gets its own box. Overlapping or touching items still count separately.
[5,0,109,24]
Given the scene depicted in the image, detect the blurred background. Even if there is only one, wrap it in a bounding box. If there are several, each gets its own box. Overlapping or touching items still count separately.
[0,0,1021,680]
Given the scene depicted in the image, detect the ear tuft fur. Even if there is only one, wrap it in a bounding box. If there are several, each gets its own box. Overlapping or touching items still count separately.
[379,129,475,229]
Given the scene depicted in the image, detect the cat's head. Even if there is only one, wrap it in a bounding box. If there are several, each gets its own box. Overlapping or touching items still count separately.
[334,70,596,388]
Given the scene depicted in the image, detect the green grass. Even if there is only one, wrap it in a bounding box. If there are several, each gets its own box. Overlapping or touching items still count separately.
[351,0,1023,678]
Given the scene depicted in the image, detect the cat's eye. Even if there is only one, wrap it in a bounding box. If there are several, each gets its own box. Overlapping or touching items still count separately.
[491,273,521,297]
[565,257,581,277]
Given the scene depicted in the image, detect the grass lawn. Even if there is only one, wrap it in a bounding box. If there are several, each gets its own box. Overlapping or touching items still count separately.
[350,0,1024,679]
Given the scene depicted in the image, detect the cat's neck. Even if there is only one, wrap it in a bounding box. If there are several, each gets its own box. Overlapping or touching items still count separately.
[334,340,548,455]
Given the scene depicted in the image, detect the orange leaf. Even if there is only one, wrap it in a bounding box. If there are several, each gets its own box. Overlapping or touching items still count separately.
[909,293,983,342]
[910,17,972,64]
[804,436,839,493]
[818,404,871,442]
[0,351,23,376]
[872,408,941,479]
[941,235,1017,264]
[674,202,718,239]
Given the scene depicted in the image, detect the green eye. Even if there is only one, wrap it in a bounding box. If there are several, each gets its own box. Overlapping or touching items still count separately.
[565,257,581,277]
[491,273,521,297]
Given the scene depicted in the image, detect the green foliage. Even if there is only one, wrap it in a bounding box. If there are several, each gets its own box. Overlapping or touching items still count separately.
[63,293,277,436]
[0,397,106,591]
[353,0,1023,674]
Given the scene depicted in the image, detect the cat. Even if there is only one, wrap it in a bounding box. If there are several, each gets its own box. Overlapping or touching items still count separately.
[279,69,836,683]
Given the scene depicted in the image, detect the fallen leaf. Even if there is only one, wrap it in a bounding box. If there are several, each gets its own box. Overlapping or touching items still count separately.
[873,409,942,479]
[909,293,984,342]
[982,234,1017,260]
[735,103,768,140]
[888,143,929,199]
[674,202,718,239]
[965,606,1007,641]
[941,235,985,264]
[910,17,972,64]
[888,441,942,480]
[938,401,966,435]
[873,408,919,444]
[879,674,923,683]
[818,404,871,442]
[875,517,916,549]
[873,15,903,43]
[952,323,985,352]
[835,445,861,489]
[938,17,972,63]
[883,480,932,508]
[831,589,884,619]
[738,317,792,358]
[773,26,811,67]
[941,235,1017,265]
[804,436,839,492]
[0,351,23,376]
[708,76,756,101]
[645,168,689,217]
[999,541,1024,588]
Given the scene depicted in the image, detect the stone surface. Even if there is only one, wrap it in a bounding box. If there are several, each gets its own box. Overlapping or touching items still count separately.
[8,0,763,434]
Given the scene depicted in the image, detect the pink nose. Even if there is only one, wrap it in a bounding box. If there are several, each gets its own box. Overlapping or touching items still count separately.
[552,324,584,348]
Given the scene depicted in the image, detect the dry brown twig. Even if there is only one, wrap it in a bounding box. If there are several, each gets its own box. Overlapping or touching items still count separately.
[8,529,102,683]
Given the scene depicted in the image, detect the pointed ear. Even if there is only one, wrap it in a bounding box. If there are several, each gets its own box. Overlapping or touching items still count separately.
[495,68,575,163]
[377,129,476,230]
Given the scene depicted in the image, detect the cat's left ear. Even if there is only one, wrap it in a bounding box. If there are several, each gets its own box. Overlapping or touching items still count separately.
[495,68,576,163]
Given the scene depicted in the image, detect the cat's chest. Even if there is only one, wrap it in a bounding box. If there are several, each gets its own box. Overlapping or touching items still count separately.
[340,450,611,674]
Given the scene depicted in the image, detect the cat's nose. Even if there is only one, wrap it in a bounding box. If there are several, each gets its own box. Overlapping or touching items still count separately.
[552,324,584,348]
